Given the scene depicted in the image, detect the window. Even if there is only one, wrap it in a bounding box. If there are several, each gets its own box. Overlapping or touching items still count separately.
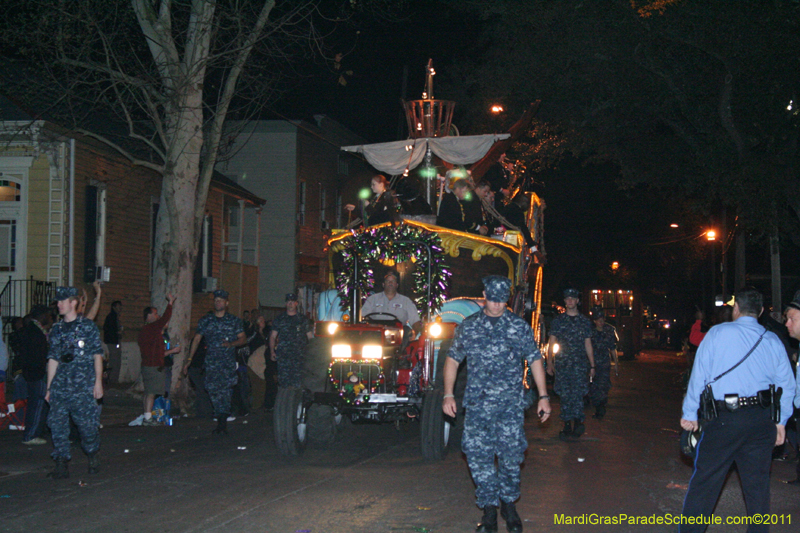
[320,185,327,230]
[336,193,342,229]
[83,184,107,282]
[337,154,349,176]
[229,205,239,227]
[298,181,306,226]
[0,220,17,271]
[193,215,214,292]
[0,180,21,202]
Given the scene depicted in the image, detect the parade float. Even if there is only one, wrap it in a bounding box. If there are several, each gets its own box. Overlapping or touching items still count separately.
[273,62,545,459]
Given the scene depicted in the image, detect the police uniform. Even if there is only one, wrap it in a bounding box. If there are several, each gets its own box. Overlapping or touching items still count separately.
[549,312,593,423]
[272,298,312,388]
[47,288,104,463]
[447,276,542,516]
[681,307,796,533]
[589,321,617,414]
[196,307,244,418]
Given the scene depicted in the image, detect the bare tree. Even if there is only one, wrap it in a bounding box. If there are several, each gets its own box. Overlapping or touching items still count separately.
[0,0,392,391]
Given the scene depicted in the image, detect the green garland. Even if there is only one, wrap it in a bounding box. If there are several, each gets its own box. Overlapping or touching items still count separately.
[334,224,452,315]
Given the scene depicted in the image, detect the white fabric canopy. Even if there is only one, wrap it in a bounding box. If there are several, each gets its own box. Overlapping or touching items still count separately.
[341,134,510,175]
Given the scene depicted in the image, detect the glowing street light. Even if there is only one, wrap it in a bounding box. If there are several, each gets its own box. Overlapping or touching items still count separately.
[611,261,619,271]
[490,104,504,114]
[706,230,717,241]
[670,223,679,228]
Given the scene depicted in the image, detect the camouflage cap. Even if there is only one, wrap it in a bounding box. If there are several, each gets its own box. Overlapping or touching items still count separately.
[563,287,581,299]
[213,289,229,300]
[285,292,298,302]
[483,275,511,303]
[55,286,78,301]
[590,305,605,320]
[787,291,800,312]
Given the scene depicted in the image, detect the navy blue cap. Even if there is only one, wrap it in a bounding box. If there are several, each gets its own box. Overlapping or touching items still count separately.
[563,288,581,299]
[483,275,511,303]
[590,306,605,320]
[285,293,298,302]
[213,289,229,299]
[55,287,78,301]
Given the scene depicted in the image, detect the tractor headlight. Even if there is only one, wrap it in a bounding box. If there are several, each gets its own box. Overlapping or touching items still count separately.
[332,344,351,359]
[362,345,382,359]
[428,323,443,338]
[327,322,339,335]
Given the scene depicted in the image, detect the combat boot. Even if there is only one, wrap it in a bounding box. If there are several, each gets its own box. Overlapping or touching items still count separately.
[213,414,229,435]
[593,403,606,420]
[87,453,100,474]
[476,505,498,532]
[572,419,585,438]
[559,420,573,441]
[500,501,523,533]
[47,457,70,479]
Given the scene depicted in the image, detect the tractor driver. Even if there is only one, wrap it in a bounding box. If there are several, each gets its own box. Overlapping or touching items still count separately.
[361,270,422,341]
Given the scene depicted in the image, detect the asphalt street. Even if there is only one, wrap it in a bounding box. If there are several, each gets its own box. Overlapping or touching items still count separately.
[1,349,799,533]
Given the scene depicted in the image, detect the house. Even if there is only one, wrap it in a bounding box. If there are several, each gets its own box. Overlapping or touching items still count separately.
[0,95,264,382]
[217,115,373,313]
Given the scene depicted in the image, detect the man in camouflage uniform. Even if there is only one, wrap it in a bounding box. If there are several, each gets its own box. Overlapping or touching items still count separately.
[588,306,618,420]
[443,275,551,533]
[186,289,246,435]
[270,292,313,388]
[547,287,595,441]
[45,287,105,479]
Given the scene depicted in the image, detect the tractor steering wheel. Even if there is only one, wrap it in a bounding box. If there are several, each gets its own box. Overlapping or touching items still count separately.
[362,312,403,328]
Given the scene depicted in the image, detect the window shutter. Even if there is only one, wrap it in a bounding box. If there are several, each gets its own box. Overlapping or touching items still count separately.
[84,185,98,282]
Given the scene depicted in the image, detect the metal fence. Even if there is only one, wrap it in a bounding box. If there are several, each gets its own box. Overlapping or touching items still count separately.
[1,276,56,336]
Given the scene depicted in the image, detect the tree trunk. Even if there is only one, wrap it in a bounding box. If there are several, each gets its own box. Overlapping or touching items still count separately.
[152,97,205,395]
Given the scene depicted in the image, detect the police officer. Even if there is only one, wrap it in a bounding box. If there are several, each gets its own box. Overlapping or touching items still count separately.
[443,275,550,533]
[588,306,619,420]
[546,288,595,440]
[270,292,313,388]
[185,289,246,435]
[45,287,105,479]
[680,288,796,532]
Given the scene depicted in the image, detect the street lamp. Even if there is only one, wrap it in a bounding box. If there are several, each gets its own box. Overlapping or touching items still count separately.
[706,229,718,313]
[490,104,504,114]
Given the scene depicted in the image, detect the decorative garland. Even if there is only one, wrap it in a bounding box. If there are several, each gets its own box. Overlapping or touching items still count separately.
[334,224,452,315]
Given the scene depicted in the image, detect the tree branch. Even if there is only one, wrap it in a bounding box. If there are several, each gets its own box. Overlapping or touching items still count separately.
[75,128,165,174]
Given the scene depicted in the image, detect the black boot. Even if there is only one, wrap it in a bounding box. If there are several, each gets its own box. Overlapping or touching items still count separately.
[559,420,573,441]
[500,501,523,533]
[572,419,585,438]
[47,457,70,479]
[476,505,498,532]
[213,414,229,435]
[87,453,100,474]
[593,403,606,420]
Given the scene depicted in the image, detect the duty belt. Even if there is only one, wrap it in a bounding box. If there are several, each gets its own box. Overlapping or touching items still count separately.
[714,392,771,413]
